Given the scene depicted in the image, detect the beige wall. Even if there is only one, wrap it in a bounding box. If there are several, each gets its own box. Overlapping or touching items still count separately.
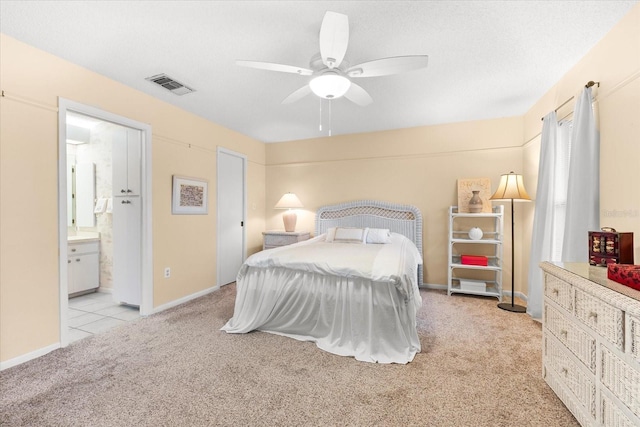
[266,117,525,287]
[0,34,266,363]
[521,3,640,292]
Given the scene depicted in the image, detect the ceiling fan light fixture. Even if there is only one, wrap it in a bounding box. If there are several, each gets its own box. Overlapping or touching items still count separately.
[309,72,351,99]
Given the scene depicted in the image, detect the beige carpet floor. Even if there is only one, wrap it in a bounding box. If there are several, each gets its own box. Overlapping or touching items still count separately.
[0,286,579,427]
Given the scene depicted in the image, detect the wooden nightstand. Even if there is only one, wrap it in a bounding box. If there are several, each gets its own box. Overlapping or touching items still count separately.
[262,230,310,250]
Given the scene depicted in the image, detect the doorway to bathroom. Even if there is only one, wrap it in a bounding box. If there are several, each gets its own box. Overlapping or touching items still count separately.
[57,99,153,347]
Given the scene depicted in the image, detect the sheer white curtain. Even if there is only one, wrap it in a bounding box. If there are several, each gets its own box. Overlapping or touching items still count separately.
[527,112,567,318]
[562,87,600,262]
[528,87,599,318]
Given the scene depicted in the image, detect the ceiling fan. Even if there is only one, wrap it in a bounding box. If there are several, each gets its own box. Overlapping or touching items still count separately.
[236,11,429,106]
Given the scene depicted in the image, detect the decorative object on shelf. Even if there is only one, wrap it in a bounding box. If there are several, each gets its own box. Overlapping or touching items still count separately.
[490,171,531,313]
[589,227,634,266]
[607,263,640,291]
[172,175,208,215]
[461,254,488,266]
[275,193,304,232]
[459,279,487,292]
[457,178,492,213]
[468,227,483,240]
[468,191,483,213]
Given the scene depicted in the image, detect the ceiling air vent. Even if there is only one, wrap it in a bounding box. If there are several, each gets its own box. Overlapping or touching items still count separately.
[145,74,195,95]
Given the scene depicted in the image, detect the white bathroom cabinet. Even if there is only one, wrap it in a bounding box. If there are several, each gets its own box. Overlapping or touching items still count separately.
[111,126,142,306]
[68,240,99,295]
[112,127,141,197]
[112,195,142,306]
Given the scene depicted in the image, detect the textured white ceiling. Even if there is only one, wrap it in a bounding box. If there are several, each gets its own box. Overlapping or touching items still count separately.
[1,1,637,143]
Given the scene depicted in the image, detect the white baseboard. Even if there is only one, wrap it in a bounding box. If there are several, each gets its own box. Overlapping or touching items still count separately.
[149,285,219,315]
[0,343,60,371]
[419,283,529,302]
[503,290,528,302]
[419,283,447,290]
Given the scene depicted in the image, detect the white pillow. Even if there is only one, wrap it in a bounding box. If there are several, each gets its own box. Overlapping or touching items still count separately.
[366,228,391,244]
[329,227,367,243]
[325,227,337,242]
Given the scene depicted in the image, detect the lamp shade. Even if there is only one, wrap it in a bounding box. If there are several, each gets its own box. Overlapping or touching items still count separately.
[275,193,303,209]
[490,172,531,201]
[309,72,351,99]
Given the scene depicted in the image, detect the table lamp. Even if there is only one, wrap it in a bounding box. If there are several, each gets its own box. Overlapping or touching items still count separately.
[275,193,303,232]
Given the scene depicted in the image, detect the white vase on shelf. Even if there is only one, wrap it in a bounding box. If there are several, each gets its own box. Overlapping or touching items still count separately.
[468,227,483,240]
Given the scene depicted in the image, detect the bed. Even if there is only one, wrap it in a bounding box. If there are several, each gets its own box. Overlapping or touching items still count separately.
[221,200,424,364]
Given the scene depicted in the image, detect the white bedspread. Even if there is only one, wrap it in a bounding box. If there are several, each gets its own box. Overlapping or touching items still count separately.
[221,233,423,363]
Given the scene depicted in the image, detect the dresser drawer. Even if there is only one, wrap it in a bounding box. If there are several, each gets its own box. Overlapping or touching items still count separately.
[544,302,596,372]
[601,392,640,427]
[544,335,596,418]
[544,274,573,312]
[601,346,640,419]
[574,288,624,350]
[68,241,99,256]
[628,314,640,364]
[544,367,594,427]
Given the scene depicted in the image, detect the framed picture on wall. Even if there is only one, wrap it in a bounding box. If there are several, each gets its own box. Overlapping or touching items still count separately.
[457,177,492,213]
[172,175,208,215]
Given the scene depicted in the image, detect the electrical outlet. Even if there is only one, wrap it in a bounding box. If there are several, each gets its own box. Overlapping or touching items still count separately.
[164,267,171,278]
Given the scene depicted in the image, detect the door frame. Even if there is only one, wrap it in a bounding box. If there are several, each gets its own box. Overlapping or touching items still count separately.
[216,146,247,287]
[57,98,153,347]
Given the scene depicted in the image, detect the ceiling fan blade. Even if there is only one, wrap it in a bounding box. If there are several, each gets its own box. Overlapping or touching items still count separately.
[347,55,429,78]
[344,82,373,106]
[282,85,312,104]
[319,11,349,69]
[236,60,313,76]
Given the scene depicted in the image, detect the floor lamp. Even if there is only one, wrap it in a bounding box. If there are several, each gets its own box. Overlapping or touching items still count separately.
[490,172,531,313]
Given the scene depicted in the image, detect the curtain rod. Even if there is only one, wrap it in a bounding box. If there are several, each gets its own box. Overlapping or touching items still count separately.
[540,81,600,121]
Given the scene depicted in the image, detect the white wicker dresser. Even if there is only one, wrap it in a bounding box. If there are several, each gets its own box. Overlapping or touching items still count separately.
[540,262,640,427]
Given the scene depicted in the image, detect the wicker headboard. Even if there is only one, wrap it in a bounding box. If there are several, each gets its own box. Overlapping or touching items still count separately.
[315,200,423,259]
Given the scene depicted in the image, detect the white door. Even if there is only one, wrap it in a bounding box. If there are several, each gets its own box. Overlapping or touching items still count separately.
[217,148,246,286]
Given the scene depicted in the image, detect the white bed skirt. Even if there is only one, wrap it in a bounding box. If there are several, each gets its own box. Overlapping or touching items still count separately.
[222,266,421,364]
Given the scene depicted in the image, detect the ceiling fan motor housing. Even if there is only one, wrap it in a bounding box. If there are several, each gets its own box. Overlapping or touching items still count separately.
[309,70,351,99]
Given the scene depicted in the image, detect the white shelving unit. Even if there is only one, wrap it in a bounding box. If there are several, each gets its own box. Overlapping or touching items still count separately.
[447,205,504,300]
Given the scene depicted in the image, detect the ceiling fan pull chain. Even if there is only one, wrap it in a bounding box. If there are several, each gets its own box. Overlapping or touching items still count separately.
[329,100,332,137]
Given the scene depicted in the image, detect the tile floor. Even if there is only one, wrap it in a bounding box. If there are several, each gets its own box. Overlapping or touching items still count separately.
[68,292,140,344]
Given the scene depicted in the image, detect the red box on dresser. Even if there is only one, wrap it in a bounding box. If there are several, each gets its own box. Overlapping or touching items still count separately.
[588,228,634,266]
[607,264,640,291]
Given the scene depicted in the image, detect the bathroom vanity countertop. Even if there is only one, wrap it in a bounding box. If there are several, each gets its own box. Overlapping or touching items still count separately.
[68,232,100,243]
